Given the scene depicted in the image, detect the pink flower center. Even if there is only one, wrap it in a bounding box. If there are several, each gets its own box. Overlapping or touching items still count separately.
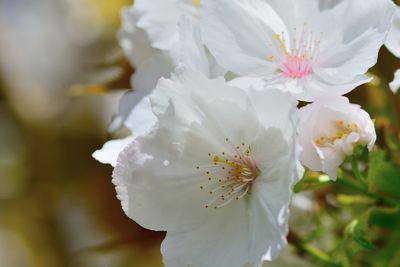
[282,54,313,78]
[268,29,322,79]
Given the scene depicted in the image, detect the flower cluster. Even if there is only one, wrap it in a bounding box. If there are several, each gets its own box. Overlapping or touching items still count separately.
[93,0,396,266]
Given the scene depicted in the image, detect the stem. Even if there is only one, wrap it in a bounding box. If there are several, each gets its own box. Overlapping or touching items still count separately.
[351,159,367,188]
[337,175,398,207]
[289,231,342,267]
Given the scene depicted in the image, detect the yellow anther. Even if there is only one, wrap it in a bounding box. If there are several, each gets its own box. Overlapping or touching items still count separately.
[274,34,288,54]
[192,0,201,7]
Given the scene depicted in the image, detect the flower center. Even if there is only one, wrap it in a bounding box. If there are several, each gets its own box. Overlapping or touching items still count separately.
[197,138,261,209]
[315,120,360,147]
[269,28,322,79]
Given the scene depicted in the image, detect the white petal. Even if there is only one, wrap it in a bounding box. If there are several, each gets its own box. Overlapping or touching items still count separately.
[109,52,174,132]
[134,0,197,50]
[201,0,284,76]
[118,5,158,67]
[389,69,400,94]
[317,0,395,82]
[92,136,135,167]
[150,69,248,126]
[113,128,214,232]
[123,96,157,136]
[160,142,294,267]
[161,201,251,267]
[385,6,400,58]
[318,147,345,181]
[294,73,372,102]
[173,16,226,78]
[247,88,298,139]
[131,51,175,94]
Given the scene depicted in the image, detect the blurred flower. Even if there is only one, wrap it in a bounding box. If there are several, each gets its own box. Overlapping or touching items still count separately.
[0,0,125,125]
[201,0,395,101]
[0,229,34,267]
[112,69,302,267]
[298,96,376,180]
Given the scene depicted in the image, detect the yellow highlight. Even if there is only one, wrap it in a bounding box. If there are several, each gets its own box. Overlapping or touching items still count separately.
[192,0,201,7]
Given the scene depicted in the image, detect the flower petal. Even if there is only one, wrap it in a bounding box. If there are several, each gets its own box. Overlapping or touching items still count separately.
[389,69,400,94]
[113,127,214,232]
[92,136,135,167]
[317,0,395,81]
[201,0,285,76]
[134,0,197,50]
[118,5,158,67]
[385,6,400,58]
[161,201,251,267]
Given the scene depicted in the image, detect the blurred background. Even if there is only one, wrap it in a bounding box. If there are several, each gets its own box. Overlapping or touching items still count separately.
[0,0,399,267]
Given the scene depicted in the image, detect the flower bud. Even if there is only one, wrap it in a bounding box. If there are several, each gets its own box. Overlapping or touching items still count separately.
[298,96,376,180]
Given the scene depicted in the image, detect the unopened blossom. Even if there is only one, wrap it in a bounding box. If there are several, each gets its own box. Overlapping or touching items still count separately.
[113,69,303,267]
[298,96,376,180]
[94,17,224,166]
[385,5,400,94]
[201,0,395,101]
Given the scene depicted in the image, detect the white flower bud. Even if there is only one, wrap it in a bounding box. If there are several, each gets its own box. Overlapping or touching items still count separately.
[298,96,376,180]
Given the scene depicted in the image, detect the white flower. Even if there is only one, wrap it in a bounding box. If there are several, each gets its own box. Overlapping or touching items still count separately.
[94,16,224,166]
[113,69,303,267]
[385,5,400,94]
[201,0,395,101]
[389,69,400,94]
[113,0,217,131]
[298,96,376,180]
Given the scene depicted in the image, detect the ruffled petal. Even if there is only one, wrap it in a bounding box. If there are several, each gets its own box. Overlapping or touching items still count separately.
[92,136,135,167]
[112,127,215,232]
[118,5,158,67]
[316,0,395,82]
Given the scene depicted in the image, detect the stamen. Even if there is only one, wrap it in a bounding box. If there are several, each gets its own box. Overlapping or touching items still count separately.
[315,121,361,147]
[192,0,201,7]
[269,26,322,79]
[198,138,261,209]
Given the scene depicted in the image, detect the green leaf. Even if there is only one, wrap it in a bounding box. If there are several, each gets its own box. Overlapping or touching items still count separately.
[368,150,400,199]
[369,207,400,230]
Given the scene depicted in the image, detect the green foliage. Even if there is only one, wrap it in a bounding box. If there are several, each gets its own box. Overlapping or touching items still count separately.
[368,149,400,200]
[369,207,400,230]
